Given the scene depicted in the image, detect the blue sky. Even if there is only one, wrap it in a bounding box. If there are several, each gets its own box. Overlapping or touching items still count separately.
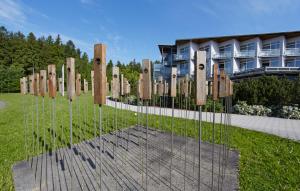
[0,0,300,63]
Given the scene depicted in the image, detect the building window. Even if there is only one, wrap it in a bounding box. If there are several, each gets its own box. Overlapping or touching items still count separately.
[239,59,255,71]
[180,46,189,55]
[262,41,280,50]
[286,41,300,48]
[285,58,300,67]
[218,59,232,74]
[219,44,232,53]
[261,58,279,67]
[240,42,255,51]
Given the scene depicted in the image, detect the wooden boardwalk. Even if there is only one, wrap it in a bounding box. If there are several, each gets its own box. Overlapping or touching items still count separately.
[13,126,239,191]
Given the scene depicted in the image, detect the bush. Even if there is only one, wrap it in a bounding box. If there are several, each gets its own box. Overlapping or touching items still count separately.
[233,101,272,116]
[279,105,300,119]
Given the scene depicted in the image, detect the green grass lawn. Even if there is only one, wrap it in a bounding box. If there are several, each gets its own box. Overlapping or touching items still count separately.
[0,93,299,191]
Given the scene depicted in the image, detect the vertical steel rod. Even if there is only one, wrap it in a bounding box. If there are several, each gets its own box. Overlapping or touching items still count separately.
[198,105,202,191]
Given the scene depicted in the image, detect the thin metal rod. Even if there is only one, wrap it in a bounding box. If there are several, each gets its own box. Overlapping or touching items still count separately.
[212,101,216,190]
[170,97,175,189]
[183,97,188,191]
[69,99,73,191]
[145,100,149,191]
[198,105,202,191]
[99,105,103,191]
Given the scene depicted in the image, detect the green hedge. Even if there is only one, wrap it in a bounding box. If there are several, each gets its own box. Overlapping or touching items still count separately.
[233,75,300,107]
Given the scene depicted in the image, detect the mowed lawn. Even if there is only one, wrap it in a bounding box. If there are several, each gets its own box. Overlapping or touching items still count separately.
[0,93,300,191]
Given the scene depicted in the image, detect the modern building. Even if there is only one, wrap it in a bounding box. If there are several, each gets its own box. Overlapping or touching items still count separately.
[156,31,300,80]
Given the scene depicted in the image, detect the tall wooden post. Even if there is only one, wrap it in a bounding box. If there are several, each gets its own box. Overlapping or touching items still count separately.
[142,59,152,100]
[93,44,107,105]
[120,74,124,96]
[112,66,120,99]
[76,73,81,96]
[219,69,226,98]
[157,76,164,97]
[84,79,88,94]
[91,70,94,96]
[20,78,24,94]
[212,64,219,101]
[153,80,157,96]
[40,70,47,97]
[33,73,40,96]
[29,75,34,95]
[170,67,177,97]
[194,51,207,105]
[183,74,189,98]
[67,58,76,101]
[48,65,57,98]
[58,78,63,95]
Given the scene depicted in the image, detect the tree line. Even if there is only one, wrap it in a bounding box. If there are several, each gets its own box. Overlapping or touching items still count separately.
[0,26,153,95]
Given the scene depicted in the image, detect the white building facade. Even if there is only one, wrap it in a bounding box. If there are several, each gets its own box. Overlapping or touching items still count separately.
[156,31,300,80]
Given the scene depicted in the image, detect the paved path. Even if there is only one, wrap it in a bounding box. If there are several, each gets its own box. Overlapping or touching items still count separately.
[0,101,5,109]
[106,99,300,142]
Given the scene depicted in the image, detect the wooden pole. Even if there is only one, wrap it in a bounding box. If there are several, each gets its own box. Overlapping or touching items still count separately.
[76,73,81,96]
[39,70,47,97]
[48,65,57,98]
[91,70,94,96]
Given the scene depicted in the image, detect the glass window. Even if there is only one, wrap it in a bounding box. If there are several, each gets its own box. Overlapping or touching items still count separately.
[262,58,279,67]
[239,59,254,71]
[219,44,232,53]
[287,40,300,48]
[285,58,300,67]
[240,42,255,51]
[263,41,280,50]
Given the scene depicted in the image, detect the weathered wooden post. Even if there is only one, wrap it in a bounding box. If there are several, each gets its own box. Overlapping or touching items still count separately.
[29,75,34,95]
[91,70,94,96]
[76,73,81,96]
[141,59,152,191]
[93,43,106,190]
[58,78,63,95]
[84,79,88,94]
[194,50,207,191]
[66,57,75,190]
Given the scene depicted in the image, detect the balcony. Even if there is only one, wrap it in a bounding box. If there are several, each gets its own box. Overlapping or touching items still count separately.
[172,54,189,62]
[235,50,256,58]
[212,51,232,59]
[284,48,300,57]
[259,49,281,57]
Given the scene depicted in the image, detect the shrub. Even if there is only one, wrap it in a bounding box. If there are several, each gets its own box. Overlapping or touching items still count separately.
[234,101,272,116]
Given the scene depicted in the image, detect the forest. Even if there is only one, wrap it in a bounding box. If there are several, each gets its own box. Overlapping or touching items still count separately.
[0,26,149,95]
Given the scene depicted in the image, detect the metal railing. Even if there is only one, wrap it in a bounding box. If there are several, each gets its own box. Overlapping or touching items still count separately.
[212,51,232,59]
[235,50,256,58]
[173,54,189,61]
[259,49,281,57]
[284,48,300,57]
[233,66,300,76]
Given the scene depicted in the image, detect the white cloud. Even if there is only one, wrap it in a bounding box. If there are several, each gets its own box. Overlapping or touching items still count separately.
[246,0,297,14]
[0,0,26,24]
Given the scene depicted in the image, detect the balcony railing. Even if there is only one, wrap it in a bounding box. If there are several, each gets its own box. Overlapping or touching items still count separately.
[212,51,232,59]
[284,48,300,57]
[173,54,189,61]
[235,50,256,58]
[259,49,281,57]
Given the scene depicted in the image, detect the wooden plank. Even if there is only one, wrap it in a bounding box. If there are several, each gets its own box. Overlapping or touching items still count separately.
[39,70,47,97]
[29,75,34,95]
[142,59,152,100]
[212,63,219,101]
[219,69,226,98]
[76,73,81,96]
[112,66,120,99]
[229,80,233,96]
[91,70,94,96]
[58,78,62,95]
[84,79,88,93]
[153,80,157,95]
[48,64,57,98]
[170,67,177,97]
[157,76,164,97]
[20,78,24,94]
[120,74,124,96]
[194,51,206,105]
[33,73,39,96]
[183,74,189,98]
[66,57,76,101]
[93,44,107,105]
[164,81,168,95]
[138,73,143,99]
